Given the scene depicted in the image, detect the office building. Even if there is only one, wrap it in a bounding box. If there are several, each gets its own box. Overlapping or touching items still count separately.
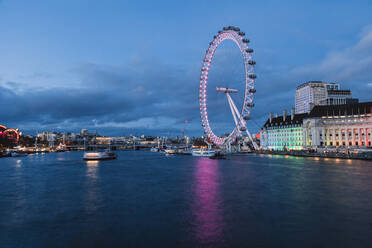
[295,81,357,114]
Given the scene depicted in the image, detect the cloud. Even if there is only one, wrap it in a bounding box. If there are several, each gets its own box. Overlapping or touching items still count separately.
[290,26,372,82]
[2,25,372,136]
[254,25,372,118]
[0,46,259,136]
[0,58,204,136]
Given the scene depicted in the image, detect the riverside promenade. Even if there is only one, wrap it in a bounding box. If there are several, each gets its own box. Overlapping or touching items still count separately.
[256,149,372,161]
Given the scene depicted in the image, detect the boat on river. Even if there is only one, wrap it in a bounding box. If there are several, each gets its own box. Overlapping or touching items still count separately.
[56,144,68,152]
[192,148,216,157]
[83,150,117,161]
[164,147,176,155]
[150,147,159,152]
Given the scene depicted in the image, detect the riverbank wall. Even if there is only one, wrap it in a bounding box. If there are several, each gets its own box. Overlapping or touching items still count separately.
[255,150,372,160]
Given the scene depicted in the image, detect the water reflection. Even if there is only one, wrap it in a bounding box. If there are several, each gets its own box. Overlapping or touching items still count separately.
[192,158,223,245]
[334,158,343,164]
[86,161,100,179]
[84,161,101,213]
[15,159,22,167]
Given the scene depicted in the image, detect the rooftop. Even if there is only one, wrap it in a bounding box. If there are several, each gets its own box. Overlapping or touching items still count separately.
[262,101,372,128]
[296,81,325,90]
[263,113,308,127]
[309,101,372,117]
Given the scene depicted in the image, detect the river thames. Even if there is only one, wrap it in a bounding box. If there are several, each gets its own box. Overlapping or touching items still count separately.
[1,151,372,247]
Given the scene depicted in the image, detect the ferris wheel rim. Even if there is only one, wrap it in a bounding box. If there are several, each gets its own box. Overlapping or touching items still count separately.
[199,26,256,146]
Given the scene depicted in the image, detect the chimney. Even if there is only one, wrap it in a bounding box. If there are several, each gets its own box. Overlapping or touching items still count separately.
[283,110,287,121]
[291,108,295,121]
[269,112,273,123]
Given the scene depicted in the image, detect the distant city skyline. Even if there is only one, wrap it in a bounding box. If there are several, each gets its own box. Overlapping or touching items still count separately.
[1,0,372,136]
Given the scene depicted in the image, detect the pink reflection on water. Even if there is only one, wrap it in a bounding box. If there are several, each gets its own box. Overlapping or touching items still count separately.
[192,158,223,245]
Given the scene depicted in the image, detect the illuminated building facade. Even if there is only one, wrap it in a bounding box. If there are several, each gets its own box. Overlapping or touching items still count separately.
[261,102,372,150]
[303,102,372,148]
[260,109,307,151]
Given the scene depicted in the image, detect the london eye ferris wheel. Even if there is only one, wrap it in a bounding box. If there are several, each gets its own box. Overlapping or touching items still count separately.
[199,26,257,148]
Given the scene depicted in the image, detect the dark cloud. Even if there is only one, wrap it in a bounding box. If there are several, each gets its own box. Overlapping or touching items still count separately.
[2,26,372,136]
[0,58,203,136]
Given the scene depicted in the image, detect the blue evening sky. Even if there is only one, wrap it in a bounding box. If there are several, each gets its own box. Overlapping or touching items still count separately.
[1,0,372,136]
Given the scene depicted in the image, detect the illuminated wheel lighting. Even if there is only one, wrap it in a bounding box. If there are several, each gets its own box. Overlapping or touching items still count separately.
[199,26,256,146]
[4,129,20,144]
[0,125,7,131]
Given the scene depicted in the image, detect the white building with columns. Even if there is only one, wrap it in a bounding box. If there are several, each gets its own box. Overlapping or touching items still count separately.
[303,102,372,148]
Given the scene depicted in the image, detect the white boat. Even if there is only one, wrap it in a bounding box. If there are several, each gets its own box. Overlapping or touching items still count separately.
[83,150,117,161]
[192,149,216,157]
[164,148,176,155]
[150,147,159,152]
[56,144,68,152]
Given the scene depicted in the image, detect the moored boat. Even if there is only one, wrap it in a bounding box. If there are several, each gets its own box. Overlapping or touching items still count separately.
[164,147,176,155]
[56,144,68,152]
[150,147,159,152]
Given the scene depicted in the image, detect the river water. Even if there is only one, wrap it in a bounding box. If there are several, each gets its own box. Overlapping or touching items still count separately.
[1,151,372,247]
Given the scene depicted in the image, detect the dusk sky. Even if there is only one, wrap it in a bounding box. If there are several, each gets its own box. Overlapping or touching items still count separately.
[1,0,372,137]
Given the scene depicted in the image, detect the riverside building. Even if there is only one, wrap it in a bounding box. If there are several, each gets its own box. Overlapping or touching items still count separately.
[260,102,372,150]
[303,102,372,148]
[260,109,307,151]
